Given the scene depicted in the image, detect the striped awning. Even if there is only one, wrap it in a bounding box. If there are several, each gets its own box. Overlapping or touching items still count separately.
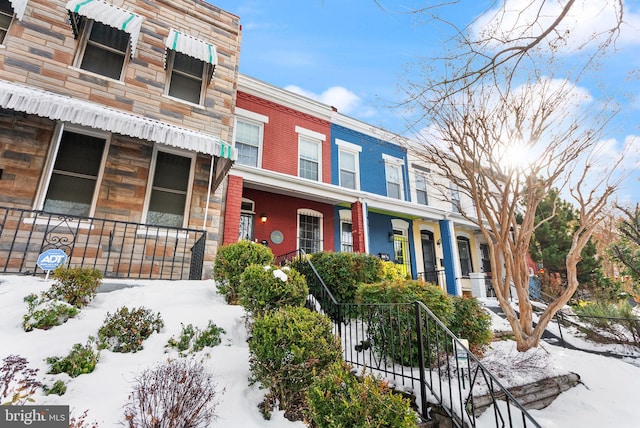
[165,28,218,67]
[9,0,28,20]
[0,80,236,160]
[65,0,143,57]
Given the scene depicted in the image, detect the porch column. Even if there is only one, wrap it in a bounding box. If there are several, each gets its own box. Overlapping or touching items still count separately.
[351,200,366,253]
[222,175,243,245]
[439,219,461,296]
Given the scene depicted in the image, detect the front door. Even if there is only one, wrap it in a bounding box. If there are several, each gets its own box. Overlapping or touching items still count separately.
[421,231,438,284]
[393,231,410,277]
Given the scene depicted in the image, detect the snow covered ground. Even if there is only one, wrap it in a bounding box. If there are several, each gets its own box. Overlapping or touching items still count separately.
[1,275,639,427]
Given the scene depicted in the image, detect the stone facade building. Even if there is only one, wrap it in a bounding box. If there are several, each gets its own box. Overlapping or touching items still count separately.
[0,0,240,278]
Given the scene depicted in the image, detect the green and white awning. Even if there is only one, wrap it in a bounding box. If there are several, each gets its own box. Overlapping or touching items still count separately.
[0,79,236,160]
[8,0,28,20]
[165,29,218,66]
[65,0,143,57]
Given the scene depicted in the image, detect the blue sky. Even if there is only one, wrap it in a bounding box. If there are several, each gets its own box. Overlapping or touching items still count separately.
[210,0,640,203]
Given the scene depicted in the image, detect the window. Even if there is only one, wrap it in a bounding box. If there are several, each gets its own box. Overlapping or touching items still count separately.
[67,0,142,79]
[235,120,261,167]
[296,126,325,181]
[0,0,14,45]
[341,221,353,253]
[78,20,130,80]
[451,184,461,213]
[145,150,193,228]
[298,210,322,254]
[415,173,429,205]
[42,129,107,217]
[385,164,403,199]
[457,237,473,277]
[164,29,217,105]
[238,199,255,241]
[166,51,208,104]
[336,139,361,190]
[299,137,320,180]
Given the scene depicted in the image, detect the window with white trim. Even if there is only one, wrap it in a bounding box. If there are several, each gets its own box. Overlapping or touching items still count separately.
[42,128,108,217]
[384,155,404,200]
[235,120,261,167]
[336,139,361,190]
[76,20,130,80]
[415,173,429,205]
[296,126,325,181]
[144,149,194,228]
[298,209,322,254]
[0,0,14,45]
[451,183,461,213]
[341,221,353,253]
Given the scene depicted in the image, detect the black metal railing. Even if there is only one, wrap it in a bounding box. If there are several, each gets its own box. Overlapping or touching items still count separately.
[277,249,540,428]
[0,206,206,280]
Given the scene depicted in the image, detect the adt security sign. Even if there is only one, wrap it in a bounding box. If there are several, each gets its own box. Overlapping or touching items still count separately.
[37,248,67,272]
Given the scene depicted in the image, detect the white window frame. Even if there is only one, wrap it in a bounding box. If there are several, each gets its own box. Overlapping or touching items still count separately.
[164,49,211,105]
[34,123,110,218]
[297,208,323,253]
[296,126,325,182]
[141,145,196,229]
[238,197,256,241]
[73,19,130,81]
[383,154,405,200]
[336,139,361,190]
[338,209,353,253]
[451,183,461,213]
[234,108,269,168]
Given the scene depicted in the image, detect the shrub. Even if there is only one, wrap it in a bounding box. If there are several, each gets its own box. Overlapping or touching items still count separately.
[97,307,164,353]
[43,380,67,396]
[123,357,222,428]
[213,241,274,304]
[449,296,493,356]
[249,306,342,418]
[69,410,99,428]
[22,293,79,332]
[239,265,309,316]
[47,338,100,378]
[379,260,408,281]
[307,362,418,428]
[46,267,103,308]
[1,355,41,405]
[356,280,454,366]
[293,252,383,305]
[165,321,225,355]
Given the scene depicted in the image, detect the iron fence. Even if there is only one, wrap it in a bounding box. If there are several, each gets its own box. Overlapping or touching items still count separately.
[417,269,447,289]
[0,206,206,280]
[278,249,540,428]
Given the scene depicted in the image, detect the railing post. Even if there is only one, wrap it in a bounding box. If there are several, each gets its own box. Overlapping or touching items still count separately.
[414,302,429,421]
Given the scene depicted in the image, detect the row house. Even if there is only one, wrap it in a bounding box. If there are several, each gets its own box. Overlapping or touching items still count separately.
[224,75,493,297]
[0,0,240,279]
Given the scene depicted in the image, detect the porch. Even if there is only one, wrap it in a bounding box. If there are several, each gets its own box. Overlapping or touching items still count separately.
[0,206,206,280]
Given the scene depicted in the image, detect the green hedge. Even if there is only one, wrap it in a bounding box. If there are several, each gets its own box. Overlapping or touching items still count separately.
[239,265,308,316]
[213,241,274,304]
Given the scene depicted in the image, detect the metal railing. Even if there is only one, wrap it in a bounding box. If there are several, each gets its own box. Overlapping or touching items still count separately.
[417,269,447,289]
[0,206,206,280]
[278,249,540,428]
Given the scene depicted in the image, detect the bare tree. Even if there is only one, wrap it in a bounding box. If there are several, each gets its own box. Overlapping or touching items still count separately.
[396,0,626,352]
[406,75,620,351]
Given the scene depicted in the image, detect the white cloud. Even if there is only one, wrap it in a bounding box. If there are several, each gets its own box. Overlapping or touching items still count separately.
[472,0,640,54]
[284,85,361,115]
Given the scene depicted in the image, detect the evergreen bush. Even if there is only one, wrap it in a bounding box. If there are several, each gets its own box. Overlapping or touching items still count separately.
[165,321,225,355]
[356,279,454,366]
[46,267,103,308]
[239,265,308,316]
[213,241,274,304]
[47,338,99,378]
[22,293,79,332]
[307,362,418,428]
[248,306,342,418]
[449,296,493,356]
[97,307,164,353]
